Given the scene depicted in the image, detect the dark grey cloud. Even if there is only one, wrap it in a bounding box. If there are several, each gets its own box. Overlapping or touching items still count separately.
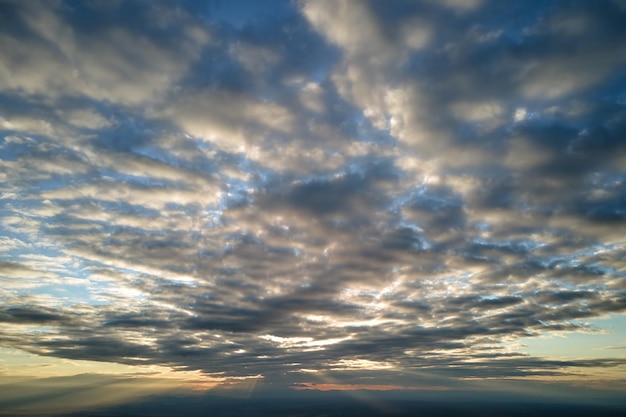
[0,307,69,325]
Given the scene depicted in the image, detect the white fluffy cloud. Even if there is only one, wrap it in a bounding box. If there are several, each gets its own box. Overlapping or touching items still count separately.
[0,1,209,105]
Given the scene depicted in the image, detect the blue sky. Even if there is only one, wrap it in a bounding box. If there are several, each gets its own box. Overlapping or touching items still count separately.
[1,0,626,414]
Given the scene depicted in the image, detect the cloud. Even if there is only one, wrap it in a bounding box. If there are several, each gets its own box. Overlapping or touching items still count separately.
[0,306,69,325]
[0,1,210,105]
[0,372,216,415]
[0,0,625,403]
[161,89,296,152]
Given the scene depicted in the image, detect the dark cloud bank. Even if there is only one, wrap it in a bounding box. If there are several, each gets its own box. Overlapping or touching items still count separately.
[1,0,626,414]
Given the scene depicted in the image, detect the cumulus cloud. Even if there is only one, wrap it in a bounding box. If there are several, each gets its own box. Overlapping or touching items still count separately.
[0,0,210,105]
[0,0,625,398]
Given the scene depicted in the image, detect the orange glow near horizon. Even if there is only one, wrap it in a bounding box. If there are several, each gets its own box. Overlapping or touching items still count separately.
[292,382,453,391]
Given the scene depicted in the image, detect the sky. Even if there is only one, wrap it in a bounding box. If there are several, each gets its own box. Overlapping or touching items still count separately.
[1,0,626,415]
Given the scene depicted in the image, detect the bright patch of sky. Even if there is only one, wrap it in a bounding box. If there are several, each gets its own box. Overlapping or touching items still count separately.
[521,314,626,359]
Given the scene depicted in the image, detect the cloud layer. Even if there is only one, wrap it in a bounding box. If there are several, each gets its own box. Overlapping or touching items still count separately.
[1,0,626,392]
